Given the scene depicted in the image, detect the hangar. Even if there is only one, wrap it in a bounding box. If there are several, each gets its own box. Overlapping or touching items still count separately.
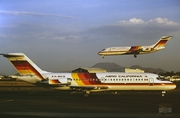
[72,67,107,73]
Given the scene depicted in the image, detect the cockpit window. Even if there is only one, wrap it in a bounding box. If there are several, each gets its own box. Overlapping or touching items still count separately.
[157,76,166,81]
[102,48,110,51]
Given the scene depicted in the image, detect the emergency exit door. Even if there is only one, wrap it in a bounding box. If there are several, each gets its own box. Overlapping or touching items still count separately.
[149,78,154,86]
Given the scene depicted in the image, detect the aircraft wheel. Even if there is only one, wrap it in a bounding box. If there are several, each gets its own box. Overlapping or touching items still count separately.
[112,91,119,95]
[114,91,120,95]
[162,91,166,97]
[84,93,89,97]
[83,90,90,97]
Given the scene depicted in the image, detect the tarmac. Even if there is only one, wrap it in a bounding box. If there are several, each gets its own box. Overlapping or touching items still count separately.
[0,81,180,118]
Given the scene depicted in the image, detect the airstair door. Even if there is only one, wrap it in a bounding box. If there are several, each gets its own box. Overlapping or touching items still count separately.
[149,78,154,86]
[101,77,105,83]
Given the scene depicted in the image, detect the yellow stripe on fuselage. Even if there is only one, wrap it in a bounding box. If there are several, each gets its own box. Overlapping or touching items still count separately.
[71,73,84,86]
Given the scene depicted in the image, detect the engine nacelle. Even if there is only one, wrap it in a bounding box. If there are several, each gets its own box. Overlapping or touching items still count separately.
[48,78,72,85]
[142,47,153,52]
[9,75,42,83]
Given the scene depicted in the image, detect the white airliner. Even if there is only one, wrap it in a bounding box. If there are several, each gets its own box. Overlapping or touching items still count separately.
[98,36,172,58]
[1,53,176,97]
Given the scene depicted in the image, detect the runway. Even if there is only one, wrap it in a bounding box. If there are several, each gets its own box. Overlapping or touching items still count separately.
[0,83,180,117]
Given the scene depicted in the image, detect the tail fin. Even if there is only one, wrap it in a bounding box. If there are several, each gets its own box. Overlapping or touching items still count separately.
[152,36,172,49]
[1,53,45,81]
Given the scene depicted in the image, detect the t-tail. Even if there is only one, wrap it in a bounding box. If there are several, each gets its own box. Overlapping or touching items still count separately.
[1,53,47,83]
[151,36,172,51]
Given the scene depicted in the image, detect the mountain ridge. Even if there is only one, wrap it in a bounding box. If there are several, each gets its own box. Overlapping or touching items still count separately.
[92,62,166,73]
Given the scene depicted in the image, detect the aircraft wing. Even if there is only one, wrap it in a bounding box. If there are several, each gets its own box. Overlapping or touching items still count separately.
[70,86,109,90]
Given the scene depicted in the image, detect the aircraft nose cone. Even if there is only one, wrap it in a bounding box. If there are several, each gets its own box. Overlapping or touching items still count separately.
[98,51,102,55]
[173,84,177,89]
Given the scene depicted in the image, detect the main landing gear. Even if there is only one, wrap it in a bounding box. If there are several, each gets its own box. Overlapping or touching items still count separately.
[162,91,166,97]
[83,90,91,97]
[112,91,120,95]
[70,90,91,97]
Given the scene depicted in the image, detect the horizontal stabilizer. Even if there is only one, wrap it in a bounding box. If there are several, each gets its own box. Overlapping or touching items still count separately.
[0,53,24,58]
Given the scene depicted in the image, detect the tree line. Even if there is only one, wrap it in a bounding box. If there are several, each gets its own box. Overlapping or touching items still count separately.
[158,71,180,76]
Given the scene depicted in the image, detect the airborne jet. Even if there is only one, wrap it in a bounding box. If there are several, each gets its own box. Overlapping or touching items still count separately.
[98,36,172,58]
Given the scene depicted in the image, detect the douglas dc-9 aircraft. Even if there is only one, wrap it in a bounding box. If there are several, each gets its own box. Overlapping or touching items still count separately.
[1,53,176,97]
[98,36,172,58]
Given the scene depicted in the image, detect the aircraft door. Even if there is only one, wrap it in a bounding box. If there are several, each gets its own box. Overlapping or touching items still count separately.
[149,78,154,86]
[101,77,105,83]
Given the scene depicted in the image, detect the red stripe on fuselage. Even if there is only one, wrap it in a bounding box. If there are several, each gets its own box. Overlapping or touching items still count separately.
[51,80,60,84]
[129,46,141,51]
[76,73,102,85]
[83,73,101,84]
[78,73,91,85]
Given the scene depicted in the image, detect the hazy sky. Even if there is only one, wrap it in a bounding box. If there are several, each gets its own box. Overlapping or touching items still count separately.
[0,0,180,74]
